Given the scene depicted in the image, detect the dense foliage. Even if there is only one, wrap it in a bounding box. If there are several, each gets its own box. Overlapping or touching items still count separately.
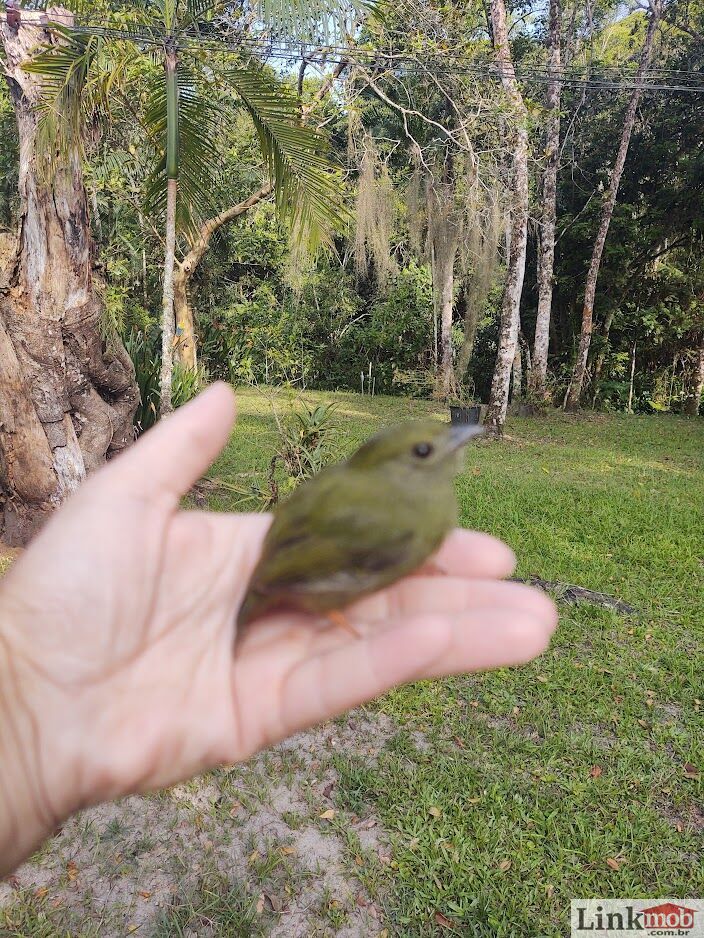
[1,0,702,415]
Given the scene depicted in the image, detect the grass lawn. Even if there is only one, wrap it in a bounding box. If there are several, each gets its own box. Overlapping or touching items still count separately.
[1,387,702,937]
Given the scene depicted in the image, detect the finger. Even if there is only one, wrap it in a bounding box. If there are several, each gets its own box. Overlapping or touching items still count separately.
[277,606,555,737]
[102,383,237,501]
[350,577,555,624]
[424,529,516,579]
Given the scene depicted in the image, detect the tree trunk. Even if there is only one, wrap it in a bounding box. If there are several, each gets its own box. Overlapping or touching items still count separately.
[455,286,479,384]
[432,231,459,399]
[428,182,460,400]
[591,308,615,404]
[486,0,530,433]
[0,9,138,546]
[160,174,177,414]
[171,184,272,372]
[564,2,661,411]
[166,60,343,373]
[683,337,704,416]
[530,0,561,401]
[173,262,196,371]
[512,341,523,400]
[627,341,636,412]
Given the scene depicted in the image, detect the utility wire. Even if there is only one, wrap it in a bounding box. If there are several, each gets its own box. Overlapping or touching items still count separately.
[64,18,704,94]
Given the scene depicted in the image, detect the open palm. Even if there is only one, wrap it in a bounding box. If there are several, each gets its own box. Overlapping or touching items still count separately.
[0,384,557,854]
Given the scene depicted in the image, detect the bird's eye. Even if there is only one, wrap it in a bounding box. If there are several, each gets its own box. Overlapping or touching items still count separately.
[413,442,434,459]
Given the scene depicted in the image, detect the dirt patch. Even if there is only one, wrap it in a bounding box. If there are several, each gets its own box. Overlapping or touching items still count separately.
[0,708,396,937]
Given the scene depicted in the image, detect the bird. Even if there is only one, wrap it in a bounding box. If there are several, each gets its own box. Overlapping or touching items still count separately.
[237,419,484,634]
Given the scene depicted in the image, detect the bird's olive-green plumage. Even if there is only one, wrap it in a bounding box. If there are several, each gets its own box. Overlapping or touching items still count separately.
[237,420,483,628]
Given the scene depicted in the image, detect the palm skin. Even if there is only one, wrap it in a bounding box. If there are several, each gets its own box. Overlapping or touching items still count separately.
[0,384,557,874]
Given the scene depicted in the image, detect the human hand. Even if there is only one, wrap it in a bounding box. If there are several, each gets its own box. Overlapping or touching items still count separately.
[0,384,557,872]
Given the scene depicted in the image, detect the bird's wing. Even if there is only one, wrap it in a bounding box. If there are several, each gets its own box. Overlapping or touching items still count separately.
[249,466,419,600]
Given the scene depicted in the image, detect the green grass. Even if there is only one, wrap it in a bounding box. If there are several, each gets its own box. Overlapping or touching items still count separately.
[1,387,702,937]
[214,387,704,936]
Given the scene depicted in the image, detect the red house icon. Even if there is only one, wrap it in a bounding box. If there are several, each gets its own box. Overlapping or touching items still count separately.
[641,903,697,931]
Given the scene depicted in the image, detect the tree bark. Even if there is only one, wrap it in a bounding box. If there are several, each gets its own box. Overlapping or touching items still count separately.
[172,184,272,371]
[591,307,615,404]
[530,0,561,401]
[160,174,177,415]
[683,337,704,416]
[0,9,138,546]
[168,60,345,372]
[428,183,460,400]
[455,286,479,384]
[564,2,661,411]
[512,341,523,399]
[159,47,180,415]
[486,0,530,433]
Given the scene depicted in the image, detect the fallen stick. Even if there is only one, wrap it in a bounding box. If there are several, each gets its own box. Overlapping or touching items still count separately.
[512,577,637,615]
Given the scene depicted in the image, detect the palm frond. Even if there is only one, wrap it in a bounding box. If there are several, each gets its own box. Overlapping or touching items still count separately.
[23,28,101,168]
[227,62,349,250]
[143,67,224,233]
[255,0,376,40]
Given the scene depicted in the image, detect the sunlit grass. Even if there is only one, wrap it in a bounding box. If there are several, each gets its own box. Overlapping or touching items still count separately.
[213,387,704,936]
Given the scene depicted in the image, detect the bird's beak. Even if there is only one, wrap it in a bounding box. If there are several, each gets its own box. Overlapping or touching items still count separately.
[447,423,484,450]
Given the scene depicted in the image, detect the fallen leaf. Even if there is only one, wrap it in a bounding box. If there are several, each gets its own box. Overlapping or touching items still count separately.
[248,849,260,864]
[138,890,152,900]
[683,763,700,780]
[512,706,520,716]
[229,802,242,818]
[256,894,265,915]
[127,926,139,934]
[676,822,683,833]
[467,797,481,804]
[265,892,283,913]
[358,818,377,830]
[606,858,621,871]
[66,861,78,882]
[536,675,549,684]
[322,782,335,799]
[35,887,48,899]
[355,854,364,866]
[280,845,296,856]
[589,765,603,779]
[435,911,458,929]
[379,929,389,937]
[546,884,555,898]
[319,808,336,820]
[428,806,442,818]
[453,735,465,749]
[409,837,420,849]
[499,859,512,872]
[356,891,368,908]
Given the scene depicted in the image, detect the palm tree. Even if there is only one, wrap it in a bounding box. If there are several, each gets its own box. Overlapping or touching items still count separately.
[29,0,362,412]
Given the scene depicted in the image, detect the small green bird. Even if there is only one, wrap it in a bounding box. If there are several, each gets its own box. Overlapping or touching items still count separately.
[237,420,483,632]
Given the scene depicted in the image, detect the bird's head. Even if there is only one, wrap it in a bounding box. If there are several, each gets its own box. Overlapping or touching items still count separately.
[347,420,483,476]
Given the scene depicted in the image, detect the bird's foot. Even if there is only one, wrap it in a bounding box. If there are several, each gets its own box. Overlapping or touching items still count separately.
[327,609,362,639]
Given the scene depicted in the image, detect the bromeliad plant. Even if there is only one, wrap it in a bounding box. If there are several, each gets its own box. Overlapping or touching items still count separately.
[26,0,367,413]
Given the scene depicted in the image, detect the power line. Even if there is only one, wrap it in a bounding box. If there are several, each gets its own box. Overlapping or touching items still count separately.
[65,18,704,94]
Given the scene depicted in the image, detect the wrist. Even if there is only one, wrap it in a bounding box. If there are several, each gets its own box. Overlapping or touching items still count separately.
[0,599,70,875]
